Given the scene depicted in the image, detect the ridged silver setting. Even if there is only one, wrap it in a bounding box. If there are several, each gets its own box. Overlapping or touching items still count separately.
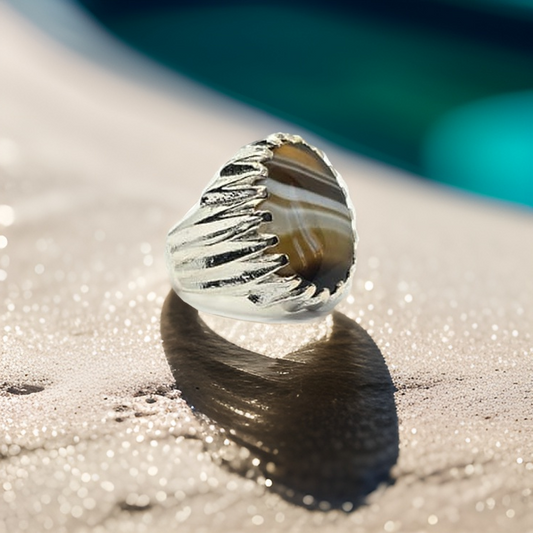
[165,133,358,323]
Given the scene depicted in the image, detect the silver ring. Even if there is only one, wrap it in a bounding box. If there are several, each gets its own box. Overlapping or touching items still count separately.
[165,133,358,323]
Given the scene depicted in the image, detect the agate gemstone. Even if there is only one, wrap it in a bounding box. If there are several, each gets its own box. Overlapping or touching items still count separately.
[260,142,355,294]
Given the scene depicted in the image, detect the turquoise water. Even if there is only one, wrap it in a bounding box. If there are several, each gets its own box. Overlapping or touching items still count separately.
[79,2,533,207]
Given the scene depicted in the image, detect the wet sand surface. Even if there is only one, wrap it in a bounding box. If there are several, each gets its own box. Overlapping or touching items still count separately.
[1,4,533,532]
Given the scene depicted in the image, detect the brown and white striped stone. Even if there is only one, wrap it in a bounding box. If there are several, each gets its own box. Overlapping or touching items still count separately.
[259,141,355,294]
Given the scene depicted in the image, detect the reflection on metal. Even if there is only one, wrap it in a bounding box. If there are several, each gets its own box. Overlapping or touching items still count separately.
[161,290,398,510]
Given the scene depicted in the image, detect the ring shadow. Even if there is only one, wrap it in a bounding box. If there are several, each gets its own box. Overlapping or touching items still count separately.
[161,290,398,510]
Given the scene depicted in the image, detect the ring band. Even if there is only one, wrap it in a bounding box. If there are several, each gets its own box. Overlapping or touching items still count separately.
[165,133,358,323]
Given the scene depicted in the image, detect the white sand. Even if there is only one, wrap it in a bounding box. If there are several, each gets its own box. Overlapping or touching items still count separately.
[1,4,532,532]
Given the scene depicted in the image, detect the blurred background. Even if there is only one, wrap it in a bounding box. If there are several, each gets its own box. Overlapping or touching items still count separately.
[10,0,533,207]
